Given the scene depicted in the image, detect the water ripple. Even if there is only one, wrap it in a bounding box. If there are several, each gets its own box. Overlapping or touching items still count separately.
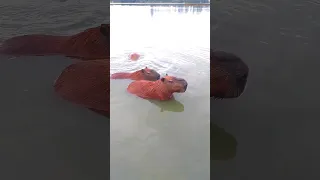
[0,1,109,40]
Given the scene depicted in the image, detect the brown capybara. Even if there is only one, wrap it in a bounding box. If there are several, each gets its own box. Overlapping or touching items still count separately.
[210,50,249,99]
[0,24,109,60]
[111,67,160,81]
[127,75,188,101]
[53,60,109,117]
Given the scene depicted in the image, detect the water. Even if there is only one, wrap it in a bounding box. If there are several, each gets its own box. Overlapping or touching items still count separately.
[211,0,320,179]
[0,1,109,179]
[1,0,320,179]
[110,5,210,180]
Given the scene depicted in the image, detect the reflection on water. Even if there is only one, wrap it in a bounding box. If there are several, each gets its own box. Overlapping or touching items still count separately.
[211,122,237,161]
[149,5,208,16]
[148,98,185,112]
[111,5,210,180]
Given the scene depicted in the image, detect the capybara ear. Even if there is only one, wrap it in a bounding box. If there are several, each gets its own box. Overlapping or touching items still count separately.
[141,69,145,73]
[100,24,109,36]
[161,77,165,82]
[165,73,168,76]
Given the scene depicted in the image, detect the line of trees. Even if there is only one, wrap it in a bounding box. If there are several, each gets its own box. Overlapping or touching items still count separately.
[111,0,210,3]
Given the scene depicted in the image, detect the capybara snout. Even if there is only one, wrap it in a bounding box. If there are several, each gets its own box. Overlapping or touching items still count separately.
[182,80,188,92]
[210,50,249,99]
[176,77,188,92]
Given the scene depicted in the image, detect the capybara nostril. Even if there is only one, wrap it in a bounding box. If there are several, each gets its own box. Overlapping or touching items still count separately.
[157,74,161,80]
[178,80,188,92]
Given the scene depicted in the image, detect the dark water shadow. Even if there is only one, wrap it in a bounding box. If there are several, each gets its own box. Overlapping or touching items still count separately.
[148,98,185,112]
[211,122,237,161]
[0,55,109,180]
[210,98,238,161]
[146,98,236,161]
[89,108,109,118]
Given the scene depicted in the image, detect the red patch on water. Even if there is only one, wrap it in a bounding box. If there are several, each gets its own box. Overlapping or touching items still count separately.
[129,53,140,61]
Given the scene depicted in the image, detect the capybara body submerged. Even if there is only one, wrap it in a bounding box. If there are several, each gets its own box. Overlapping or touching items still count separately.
[0,22,250,117]
[111,67,160,81]
[0,24,110,60]
[127,75,188,101]
[53,60,109,116]
[0,24,111,117]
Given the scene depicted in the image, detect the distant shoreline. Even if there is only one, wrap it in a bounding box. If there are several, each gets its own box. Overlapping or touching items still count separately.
[110,3,210,6]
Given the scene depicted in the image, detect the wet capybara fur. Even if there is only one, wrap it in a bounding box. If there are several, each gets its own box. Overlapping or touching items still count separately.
[0,24,109,60]
[0,22,250,118]
[53,60,109,116]
[111,67,160,81]
[210,50,249,99]
[127,75,188,101]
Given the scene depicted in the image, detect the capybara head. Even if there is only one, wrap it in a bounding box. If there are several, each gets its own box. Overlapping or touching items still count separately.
[65,24,110,59]
[210,50,249,99]
[140,67,161,81]
[160,75,188,93]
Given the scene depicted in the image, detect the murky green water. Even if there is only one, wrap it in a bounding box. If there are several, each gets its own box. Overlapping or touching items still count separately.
[110,5,210,180]
[0,1,110,179]
[211,0,320,179]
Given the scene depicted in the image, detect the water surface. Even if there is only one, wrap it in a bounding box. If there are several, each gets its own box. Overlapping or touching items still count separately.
[110,5,210,180]
[0,1,109,179]
[211,0,320,179]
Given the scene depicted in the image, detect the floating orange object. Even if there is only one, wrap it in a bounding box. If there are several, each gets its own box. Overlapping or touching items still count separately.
[129,53,140,61]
